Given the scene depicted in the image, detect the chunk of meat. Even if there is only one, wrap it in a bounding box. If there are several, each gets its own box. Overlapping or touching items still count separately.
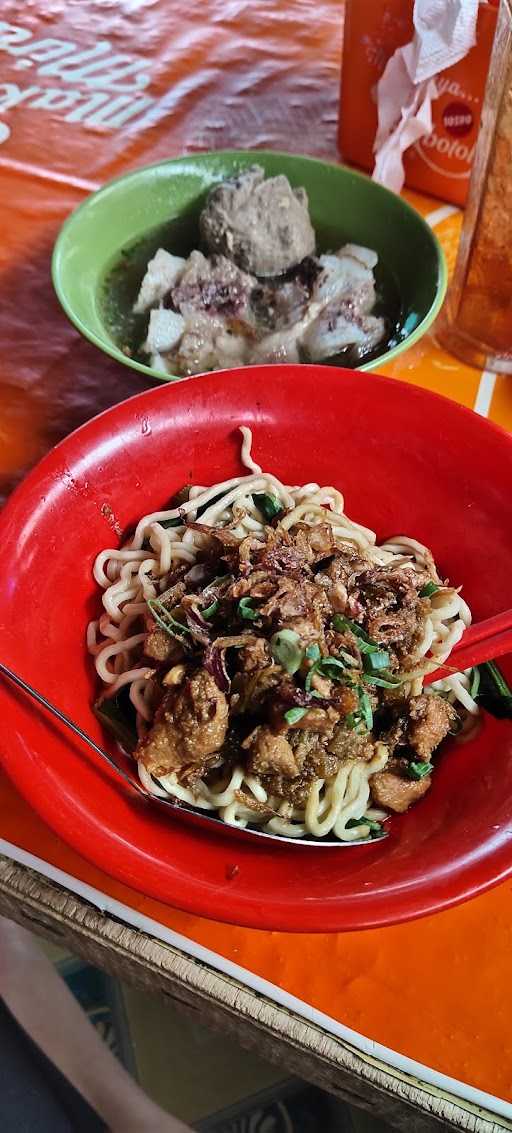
[287,705,339,734]
[249,328,302,365]
[143,623,184,665]
[408,694,457,761]
[377,694,457,761]
[136,669,228,778]
[237,636,272,674]
[170,312,250,376]
[264,731,343,805]
[171,251,256,321]
[355,566,425,650]
[324,551,369,588]
[231,638,283,713]
[327,726,374,762]
[312,248,377,310]
[133,249,186,314]
[200,165,316,277]
[303,305,385,363]
[243,726,298,778]
[259,576,328,627]
[370,769,431,813]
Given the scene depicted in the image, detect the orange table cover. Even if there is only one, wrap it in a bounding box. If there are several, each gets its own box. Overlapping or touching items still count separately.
[1,1,512,1110]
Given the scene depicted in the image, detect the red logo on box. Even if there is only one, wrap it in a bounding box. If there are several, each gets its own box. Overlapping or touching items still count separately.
[442,102,474,137]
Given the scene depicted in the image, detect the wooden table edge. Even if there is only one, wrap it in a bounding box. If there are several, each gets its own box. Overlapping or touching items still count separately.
[0,853,509,1133]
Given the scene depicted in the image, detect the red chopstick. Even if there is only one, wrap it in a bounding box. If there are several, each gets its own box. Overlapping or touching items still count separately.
[423,614,512,685]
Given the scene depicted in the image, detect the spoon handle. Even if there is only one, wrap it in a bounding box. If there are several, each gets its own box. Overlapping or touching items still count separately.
[0,661,147,800]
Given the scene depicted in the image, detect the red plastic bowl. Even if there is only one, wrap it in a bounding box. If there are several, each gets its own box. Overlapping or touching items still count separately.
[1,365,512,932]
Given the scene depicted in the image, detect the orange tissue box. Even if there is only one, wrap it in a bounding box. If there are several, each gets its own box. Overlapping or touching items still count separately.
[339,0,498,206]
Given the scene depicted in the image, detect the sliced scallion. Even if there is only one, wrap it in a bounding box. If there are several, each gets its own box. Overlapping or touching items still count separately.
[238,597,259,621]
[147,598,190,639]
[305,643,321,662]
[407,761,432,780]
[363,672,403,689]
[318,657,346,680]
[202,600,219,620]
[469,667,481,699]
[270,629,303,675]
[284,707,307,725]
[363,649,390,673]
[346,816,382,833]
[253,492,283,522]
[358,688,373,731]
[475,661,512,719]
[420,582,439,598]
[333,614,378,650]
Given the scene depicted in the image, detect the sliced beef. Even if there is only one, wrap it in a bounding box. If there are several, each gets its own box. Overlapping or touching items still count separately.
[136,669,228,778]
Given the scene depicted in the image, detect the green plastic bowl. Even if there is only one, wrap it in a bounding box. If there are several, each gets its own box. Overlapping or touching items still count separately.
[52,150,447,381]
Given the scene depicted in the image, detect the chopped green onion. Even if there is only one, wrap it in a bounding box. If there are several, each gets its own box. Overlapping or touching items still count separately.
[346,816,382,833]
[305,643,321,662]
[420,582,439,598]
[358,688,373,731]
[476,661,512,719]
[253,492,283,522]
[284,707,307,725]
[469,667,481,699]
[270,629,303,675]
[304,663,319,692]
[305,654,349,691]
[338,649,359,668]
[363,672,403,689]
[147,598,190,639]
[407,761,432,780]
[209,574,231,589]
[202,600,219,620]
[346,712,367,735]
[363,649,390,673]
[238,597,259,621]
[333,614,379,650]
[318,657,346,680]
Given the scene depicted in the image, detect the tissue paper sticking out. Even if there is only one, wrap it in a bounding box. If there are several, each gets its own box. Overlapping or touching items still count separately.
[373,0,481,193]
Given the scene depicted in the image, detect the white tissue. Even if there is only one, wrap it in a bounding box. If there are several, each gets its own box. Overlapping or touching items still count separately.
[372,0,481,193]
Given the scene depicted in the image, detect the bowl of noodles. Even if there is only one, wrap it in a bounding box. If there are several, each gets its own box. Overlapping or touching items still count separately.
[0,363,511,931]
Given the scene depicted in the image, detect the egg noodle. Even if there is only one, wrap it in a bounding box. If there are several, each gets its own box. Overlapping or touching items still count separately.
[88,428,475,840]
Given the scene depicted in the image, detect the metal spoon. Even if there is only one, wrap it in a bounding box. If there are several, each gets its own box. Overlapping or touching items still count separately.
[0,661,386,848]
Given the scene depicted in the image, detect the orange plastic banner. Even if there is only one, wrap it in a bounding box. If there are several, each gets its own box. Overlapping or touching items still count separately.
[1,2,512,1109]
